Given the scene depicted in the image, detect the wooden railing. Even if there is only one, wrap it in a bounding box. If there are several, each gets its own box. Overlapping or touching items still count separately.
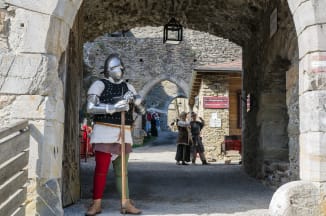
[0,121,29,216]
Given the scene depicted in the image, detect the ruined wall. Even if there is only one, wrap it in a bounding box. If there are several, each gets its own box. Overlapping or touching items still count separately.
[242,1,298,186]
[82,27,242,106]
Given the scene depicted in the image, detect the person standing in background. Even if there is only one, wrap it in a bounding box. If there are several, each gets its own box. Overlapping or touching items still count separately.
[189,112,209,165]
[145,111,152,135]
[150,112,158,137]
[152,112,160,132]
[175,112,191,165]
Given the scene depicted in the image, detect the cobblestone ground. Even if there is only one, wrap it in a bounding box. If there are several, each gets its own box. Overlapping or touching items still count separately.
[64,131,273,216]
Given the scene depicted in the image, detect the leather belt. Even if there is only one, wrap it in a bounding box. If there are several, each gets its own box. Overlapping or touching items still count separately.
[95,122,132,130]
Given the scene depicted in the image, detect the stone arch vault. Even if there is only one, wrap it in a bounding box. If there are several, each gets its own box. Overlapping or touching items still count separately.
[1,0,326,215]
[138,74,189,99]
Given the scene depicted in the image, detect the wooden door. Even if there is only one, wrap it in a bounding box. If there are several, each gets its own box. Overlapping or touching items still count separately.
[61,6,83,207]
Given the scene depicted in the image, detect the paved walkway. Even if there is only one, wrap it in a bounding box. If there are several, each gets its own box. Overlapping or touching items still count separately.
[64,131,274,216]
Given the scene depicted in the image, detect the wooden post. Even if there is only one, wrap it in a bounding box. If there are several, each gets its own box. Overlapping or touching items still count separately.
[120,111,127,211]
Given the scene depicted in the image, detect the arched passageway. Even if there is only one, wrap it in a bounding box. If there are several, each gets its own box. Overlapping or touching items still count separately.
[140,79,187,131]
[1,0,326,215]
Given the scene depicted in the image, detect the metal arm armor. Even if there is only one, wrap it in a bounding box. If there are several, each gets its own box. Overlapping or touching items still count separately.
[131,94,145,115]
[135,103,146,115]
[86,94,129,115]
[134,95,142,106]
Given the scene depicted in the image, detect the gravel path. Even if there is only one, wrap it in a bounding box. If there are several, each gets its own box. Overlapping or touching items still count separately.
[64,131,274,216]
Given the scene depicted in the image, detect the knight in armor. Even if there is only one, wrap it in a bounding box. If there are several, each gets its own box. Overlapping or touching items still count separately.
[85,54,144,215]
[189,112,209,165]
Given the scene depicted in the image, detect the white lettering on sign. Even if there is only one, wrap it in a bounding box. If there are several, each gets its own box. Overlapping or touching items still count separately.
[311,60,326,73]
[311,61,326,67]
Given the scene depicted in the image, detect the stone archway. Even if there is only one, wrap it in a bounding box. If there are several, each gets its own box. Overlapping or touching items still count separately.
[1,0,325,215]
[269,1,326,215]
[0,1,83,215]
[134,76,188,134]
[138,74,189,99]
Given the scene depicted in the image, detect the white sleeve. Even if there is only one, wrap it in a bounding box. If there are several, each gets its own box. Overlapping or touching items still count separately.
[126,83,137,94]
[88,80,105,96]
[177,120,190,127]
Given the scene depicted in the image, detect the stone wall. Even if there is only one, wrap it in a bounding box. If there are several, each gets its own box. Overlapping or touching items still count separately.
[83,27,242,102]
[242,0,298,185]
[0,1,82,215]
[198,74,229,160]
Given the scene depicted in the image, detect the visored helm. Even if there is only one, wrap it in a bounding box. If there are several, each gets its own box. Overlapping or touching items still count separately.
[103,54,125,82]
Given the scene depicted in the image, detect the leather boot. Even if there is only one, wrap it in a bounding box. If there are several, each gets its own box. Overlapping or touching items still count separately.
[85,199,102,216]
[121,199,142,214]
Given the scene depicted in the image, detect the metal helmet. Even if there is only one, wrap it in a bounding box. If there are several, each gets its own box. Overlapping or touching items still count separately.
[103,54,124,82]
[179,111,187,119]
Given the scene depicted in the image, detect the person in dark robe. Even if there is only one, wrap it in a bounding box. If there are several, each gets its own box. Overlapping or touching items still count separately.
[175,112,191,165]
[150,112,158,137]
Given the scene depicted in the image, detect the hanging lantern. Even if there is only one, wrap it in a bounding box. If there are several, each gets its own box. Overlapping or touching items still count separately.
[163,17,183,44]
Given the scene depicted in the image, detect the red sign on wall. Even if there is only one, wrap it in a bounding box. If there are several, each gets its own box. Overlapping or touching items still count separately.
[203,96,229,109]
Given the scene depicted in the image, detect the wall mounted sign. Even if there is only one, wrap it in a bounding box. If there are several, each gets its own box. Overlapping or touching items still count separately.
[311,55,326,73]
[203,96,229,109]
[209,112,222,128]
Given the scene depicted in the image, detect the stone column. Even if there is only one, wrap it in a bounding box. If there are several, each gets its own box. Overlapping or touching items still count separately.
[270,1,326,215]
[0,1,82,215]
[132,117,144,144]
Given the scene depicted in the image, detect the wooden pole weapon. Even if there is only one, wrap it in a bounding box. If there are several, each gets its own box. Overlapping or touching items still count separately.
[120,111,127,212]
